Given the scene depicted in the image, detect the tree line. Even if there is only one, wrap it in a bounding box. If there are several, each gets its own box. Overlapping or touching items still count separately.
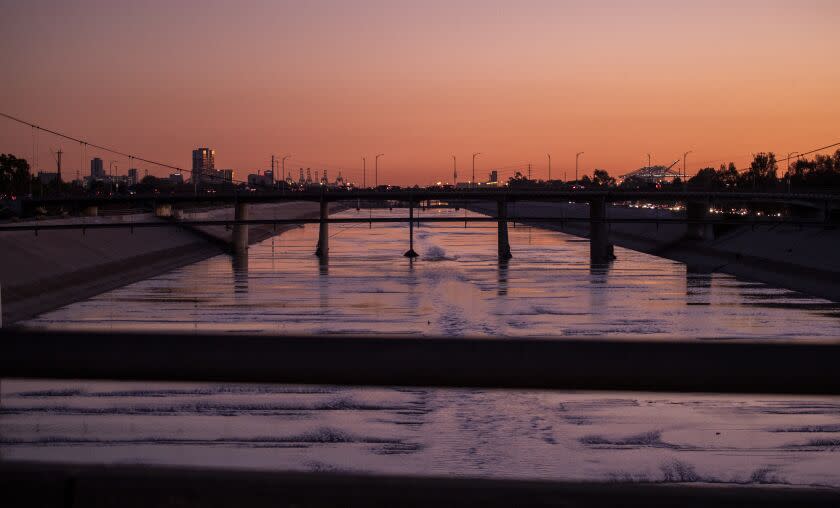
[687,150,840,191]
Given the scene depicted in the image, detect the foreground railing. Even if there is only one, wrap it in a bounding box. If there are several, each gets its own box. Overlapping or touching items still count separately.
[2,329,839,506]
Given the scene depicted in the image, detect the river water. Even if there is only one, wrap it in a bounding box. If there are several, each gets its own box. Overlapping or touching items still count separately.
[4,207,840,486]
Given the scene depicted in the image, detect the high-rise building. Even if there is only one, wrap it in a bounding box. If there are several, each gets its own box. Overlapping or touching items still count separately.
[90,158,105,179]
[127,168,138,186]
[191,148,216,185]
[489,170,498,183]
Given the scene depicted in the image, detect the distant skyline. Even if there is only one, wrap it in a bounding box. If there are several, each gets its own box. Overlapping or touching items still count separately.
[2,0,839,185]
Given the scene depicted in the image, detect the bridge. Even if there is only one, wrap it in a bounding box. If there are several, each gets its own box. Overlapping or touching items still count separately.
[7,189,839,264]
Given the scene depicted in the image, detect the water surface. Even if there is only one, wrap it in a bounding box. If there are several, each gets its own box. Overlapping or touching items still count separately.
[5,207,840,486]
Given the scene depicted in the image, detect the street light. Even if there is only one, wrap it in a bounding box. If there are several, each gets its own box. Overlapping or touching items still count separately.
[547,153,551,181]
[452,155,457,185]
[472,152,481,184]
[682,151,693,181]
[109,160,118,193]
[375,153,384,187]
[575,152,584,182]
[281,155,291,184]
[786,151,798,193]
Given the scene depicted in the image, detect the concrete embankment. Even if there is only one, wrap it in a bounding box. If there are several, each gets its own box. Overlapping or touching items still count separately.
[471,201,840,302]
[0,202,325,325]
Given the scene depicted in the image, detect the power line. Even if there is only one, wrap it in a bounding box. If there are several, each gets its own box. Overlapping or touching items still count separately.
[0,111,249,184]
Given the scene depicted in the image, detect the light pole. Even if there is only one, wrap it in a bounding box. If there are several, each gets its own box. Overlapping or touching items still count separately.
[109,160,118,193]
[575,152,584,182]
[647,153,651,171]
[281,155,291,185]
[472,152,481,184]
[375,153,384,187]
[786,151,798,193]
[452,155,457,185]
[362,157,366,188]
[682,151,693,181]
[547,153,551,181]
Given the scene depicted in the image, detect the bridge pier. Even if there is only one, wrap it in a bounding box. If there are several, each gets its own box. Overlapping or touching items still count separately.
[589,197,613,263]
[497,199,512,260]
[404,198,419,258]
[81,205,98,217]
[315,197,329,258]
[233,202,249,254]
[154,203,172,218]
[686,200,713,241]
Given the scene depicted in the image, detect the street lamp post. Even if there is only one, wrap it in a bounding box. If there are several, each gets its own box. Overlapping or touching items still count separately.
[109,160,118,193]
[575,152,584,182]
[281,155,291,185]
[375,153,384,188]
[786,151,798,193]
[472,152,481,185]
[547,153,551,181]
[452,155,457,185]
[683,151,693,181]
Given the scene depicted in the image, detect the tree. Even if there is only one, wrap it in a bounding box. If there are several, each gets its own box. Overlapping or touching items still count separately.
[746,152,778,189]
[0,154,31,195]
[719,162,739,189]
[688,167,720,189]
[592,169,616,187]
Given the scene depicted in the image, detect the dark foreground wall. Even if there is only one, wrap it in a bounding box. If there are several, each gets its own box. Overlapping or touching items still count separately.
[2,461,838,508]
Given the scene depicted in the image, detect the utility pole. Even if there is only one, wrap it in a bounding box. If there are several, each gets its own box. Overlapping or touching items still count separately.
[472,152,481,184]
[362,156,366,188]
[271,154,275,185]
[528,163,532,180]
[647,153,652,171]
[575,152,584,182]
[375,153,384,187]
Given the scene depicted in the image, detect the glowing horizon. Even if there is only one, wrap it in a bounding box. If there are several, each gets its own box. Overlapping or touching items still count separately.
[2,0,839,185]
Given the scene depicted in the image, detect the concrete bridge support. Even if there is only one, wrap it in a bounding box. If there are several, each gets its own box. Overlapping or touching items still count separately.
[315,198,329,258]
[81,206,98,217]
[589,197,613,263]
[686,200,713,241]
[497,199,512,260]
[154,203,173,218]
[233,202,249,254]
[404,199,419,258]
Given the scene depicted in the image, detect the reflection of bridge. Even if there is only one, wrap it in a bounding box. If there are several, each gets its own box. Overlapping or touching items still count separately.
[12,190,840,264]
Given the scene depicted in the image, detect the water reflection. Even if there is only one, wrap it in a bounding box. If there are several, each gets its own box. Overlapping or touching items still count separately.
[497,259,509,296]
[686,266,712,306]
[232,252,249,294]
[26,208,840,341]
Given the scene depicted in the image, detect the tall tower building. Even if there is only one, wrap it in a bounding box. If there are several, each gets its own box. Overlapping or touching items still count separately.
[191,148,216,185]
[90,158,105,179]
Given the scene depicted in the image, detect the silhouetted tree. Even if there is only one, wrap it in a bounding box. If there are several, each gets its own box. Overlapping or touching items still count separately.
[688,167,720,189]
[592,169,616,187]
[745,152,778,190]
[0,153,31,195]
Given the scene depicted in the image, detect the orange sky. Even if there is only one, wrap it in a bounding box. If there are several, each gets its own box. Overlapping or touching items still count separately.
[1,0,839,185]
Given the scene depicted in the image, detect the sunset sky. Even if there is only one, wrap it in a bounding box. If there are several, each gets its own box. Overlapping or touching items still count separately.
[2,0,839,185]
